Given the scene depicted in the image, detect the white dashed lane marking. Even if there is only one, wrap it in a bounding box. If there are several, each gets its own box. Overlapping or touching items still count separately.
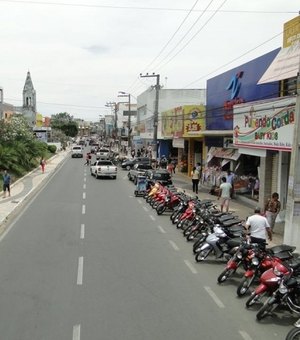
[77,257,84,285]
[73,324,81,340]
[204,286,225,309]
[157,225,166,234]
[169,240,179,250]
[80,224,85,239]
[184,260,198,274]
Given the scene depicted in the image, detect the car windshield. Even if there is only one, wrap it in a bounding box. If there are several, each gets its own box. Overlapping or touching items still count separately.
[98,161,112,165]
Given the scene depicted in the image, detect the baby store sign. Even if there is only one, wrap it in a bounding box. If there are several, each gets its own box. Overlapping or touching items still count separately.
[233,97,296,151]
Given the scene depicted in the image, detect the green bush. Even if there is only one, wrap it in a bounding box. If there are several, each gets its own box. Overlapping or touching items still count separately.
[47,145,57,153]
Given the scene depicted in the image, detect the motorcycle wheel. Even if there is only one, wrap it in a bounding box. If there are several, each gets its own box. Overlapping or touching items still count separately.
[256,300,278,321]
[176,220,183,229]
[152,201,159,209]
[217,268,235,284]
[156,204,166,215]
[170,210,177,221]
[246,292,263,308]
[193,235,207,254]
[285,327,300,340]
[187,229,200,242]
[183,221,193,235]
[237,276,255,297]
[195,248,211,262]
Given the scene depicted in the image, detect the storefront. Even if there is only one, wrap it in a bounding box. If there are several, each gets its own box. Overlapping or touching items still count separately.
[161,105,205,174]
[233,96,296,208]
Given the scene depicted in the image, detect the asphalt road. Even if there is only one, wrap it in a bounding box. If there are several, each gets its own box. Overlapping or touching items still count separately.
[0,155,295,340]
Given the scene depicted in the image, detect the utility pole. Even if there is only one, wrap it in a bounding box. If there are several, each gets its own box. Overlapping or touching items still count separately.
[284,68,300,248]
[140,73,160,160]
[118,92,131,154]
[105,101,118,140]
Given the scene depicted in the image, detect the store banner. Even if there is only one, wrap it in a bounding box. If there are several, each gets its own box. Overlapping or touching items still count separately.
[173,138,184,148]
[207,147,240,161]
[258,41,300,84]
[233,97,296,151]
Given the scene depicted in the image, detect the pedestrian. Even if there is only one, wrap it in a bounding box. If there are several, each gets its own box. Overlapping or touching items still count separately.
[226,170,235,198]
[84,153,91,165]
[264,192,281,232]
[191,166,200,194]
[245,207,272,247]
[40,158,46,173]
[167,161,174,177]
[218,176,232,212]
[2,170,11,198]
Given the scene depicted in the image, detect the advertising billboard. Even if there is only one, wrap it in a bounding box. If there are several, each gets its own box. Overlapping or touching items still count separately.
[206,49,280,130]
[233,96,296,151]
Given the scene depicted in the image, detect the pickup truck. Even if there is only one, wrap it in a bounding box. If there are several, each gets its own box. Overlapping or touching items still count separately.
[90,160,117,179]
[128,163,153,184]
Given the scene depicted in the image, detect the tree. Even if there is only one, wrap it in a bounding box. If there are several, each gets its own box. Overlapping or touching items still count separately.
[50,112,78,137]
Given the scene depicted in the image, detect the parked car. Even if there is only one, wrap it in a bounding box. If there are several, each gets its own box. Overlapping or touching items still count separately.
[90,160,117,179]
[128,163,153,184]
[144,169,173,186]
[121,157,151,170]
[71,145,83,158]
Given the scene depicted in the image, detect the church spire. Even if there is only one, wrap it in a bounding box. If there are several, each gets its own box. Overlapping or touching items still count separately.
[23,71,36,111]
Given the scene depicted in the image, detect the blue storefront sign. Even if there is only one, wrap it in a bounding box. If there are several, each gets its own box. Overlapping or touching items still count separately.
[206,48,280,130]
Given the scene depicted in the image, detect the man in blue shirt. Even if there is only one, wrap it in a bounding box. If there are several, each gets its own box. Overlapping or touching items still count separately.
[2,170,11,198]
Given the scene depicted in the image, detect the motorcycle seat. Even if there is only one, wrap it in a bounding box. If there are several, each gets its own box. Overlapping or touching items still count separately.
[270,244,296,255]
[227,238,242,248]
[222,219,242,227]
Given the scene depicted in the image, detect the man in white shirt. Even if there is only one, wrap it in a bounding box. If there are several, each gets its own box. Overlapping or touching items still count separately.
[218,176,232,212]
[245,207,272,246]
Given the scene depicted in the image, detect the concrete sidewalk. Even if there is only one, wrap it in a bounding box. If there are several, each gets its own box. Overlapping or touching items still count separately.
[0,149,69,234]
[170,171,284,247]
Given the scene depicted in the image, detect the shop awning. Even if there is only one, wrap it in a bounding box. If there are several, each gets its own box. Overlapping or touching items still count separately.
[258,41,300,84]
[207,147,241,162]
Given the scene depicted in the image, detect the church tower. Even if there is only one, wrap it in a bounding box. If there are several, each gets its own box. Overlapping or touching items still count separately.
[23,71,36,112]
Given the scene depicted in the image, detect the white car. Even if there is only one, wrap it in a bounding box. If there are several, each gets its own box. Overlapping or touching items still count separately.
[71,145,83,158]
[90,160,117,179]
[96,148,110,160]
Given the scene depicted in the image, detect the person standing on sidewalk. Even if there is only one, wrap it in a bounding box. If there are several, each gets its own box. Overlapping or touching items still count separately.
[264,192,281,232]
[218,176,232,212]
[245,207,272,247]
[40,158,46,173]
[2,170,11,198]
[191,166,200,194]
[226,170,235,198]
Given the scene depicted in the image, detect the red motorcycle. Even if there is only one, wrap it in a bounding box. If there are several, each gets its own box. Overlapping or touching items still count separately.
[245,245,296,308]
[176,200,197,230]
[156,190,182,215]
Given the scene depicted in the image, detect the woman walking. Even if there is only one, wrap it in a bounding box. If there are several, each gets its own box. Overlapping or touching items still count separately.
[191,166,200,194]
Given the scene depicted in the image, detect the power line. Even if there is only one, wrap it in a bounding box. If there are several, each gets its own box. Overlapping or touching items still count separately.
[156,0,229,72]
[0,0,297,14]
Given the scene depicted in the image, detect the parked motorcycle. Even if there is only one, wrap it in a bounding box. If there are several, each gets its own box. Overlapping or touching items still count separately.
[195,223,244,262]
[217,238,252,284]
[256,261,300,321]
[245,245,296,308]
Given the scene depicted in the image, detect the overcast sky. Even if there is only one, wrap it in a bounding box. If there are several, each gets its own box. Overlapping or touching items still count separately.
[0,0,298,122]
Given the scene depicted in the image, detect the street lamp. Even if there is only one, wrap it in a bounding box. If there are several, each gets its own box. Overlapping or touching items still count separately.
[118,91,131,151]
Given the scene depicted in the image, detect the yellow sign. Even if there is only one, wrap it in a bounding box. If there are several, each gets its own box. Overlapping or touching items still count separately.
[283,16,300,48]
[182,105,205,137]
